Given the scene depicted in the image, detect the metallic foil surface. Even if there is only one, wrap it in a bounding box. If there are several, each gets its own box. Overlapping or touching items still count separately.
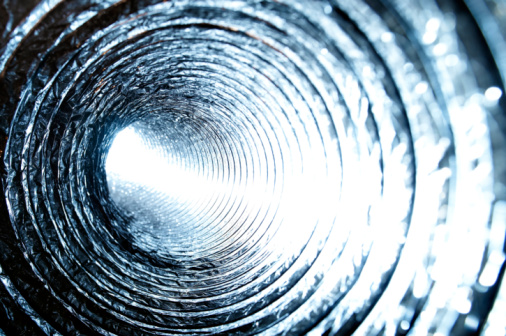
[0,0,505,335]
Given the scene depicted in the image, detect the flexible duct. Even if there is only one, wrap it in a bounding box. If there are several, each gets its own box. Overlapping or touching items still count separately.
[0,0,505,335]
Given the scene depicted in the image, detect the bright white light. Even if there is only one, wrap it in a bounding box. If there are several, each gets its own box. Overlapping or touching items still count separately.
[426,18,441,32]
[105,126,229,203]
[479,251,506,287]
[106,126,167,188]
[464,315,480,331]
[104,124,331,255]
[400,320,410,330]
[381,32,394,43]
[415,82,429,95]
[422,32,437,45]
[433,43,447,56]
[485,86,503,101]
[444,54,459,67]
[452,288,472,314]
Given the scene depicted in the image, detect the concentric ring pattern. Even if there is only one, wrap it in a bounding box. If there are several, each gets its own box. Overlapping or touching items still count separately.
[0,0,505,335]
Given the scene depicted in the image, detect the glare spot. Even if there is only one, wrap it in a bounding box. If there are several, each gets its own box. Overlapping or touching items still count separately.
[362,65,373,77]
[400,320,410,330]
[381,32,394,43]
[444,54,460,67]
[465,315,480,331]
[452,287,472,314]
[426,18,441,32]
[485,86,503,101]
[433,43,448,56]
[321,48,328,55]
[105,126,166,189]
[422,31,437,45]
[403,62,414,72]
[415,81,429,95]
[479,251,505,287]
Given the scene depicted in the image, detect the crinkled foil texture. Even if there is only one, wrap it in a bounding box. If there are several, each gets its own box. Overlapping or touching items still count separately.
[0,0,505,335]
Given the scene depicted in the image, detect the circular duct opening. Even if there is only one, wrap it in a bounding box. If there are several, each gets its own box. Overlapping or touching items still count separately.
[0,0,505,335]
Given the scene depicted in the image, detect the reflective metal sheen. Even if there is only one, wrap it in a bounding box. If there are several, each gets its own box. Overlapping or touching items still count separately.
[0,0,505,335]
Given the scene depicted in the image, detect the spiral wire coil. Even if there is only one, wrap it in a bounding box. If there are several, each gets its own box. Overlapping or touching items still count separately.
[0,0,505,335]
